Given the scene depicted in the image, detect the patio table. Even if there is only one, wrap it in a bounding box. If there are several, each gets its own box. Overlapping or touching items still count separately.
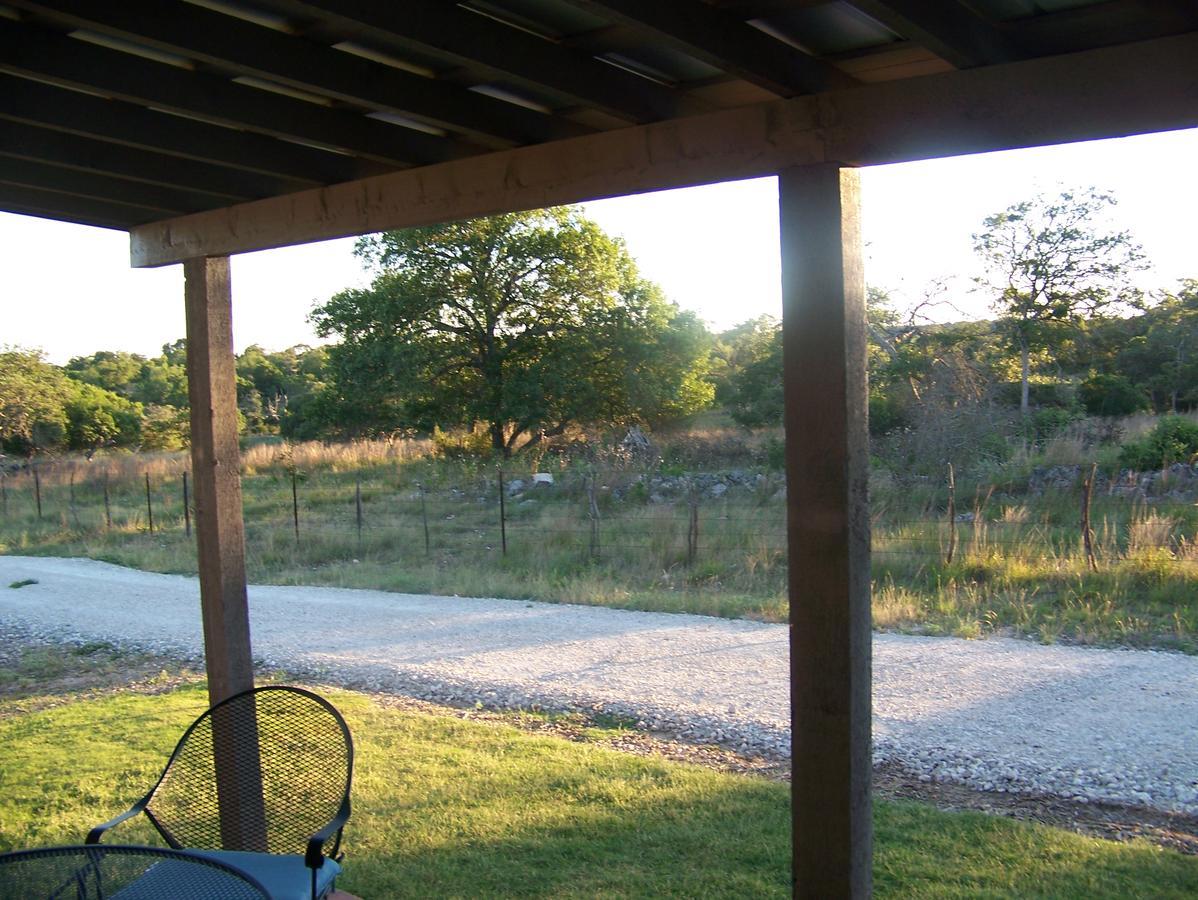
[0,844,270,899]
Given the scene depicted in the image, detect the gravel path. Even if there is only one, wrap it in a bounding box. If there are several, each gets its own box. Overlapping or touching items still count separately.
[2,555,1196,814]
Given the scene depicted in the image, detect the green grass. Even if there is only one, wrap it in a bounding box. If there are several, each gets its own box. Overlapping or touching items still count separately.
[1,684,1196,897]
[3,447,1198,651]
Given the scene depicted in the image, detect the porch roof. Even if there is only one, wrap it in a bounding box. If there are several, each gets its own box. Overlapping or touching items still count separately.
[0,0,1195,265]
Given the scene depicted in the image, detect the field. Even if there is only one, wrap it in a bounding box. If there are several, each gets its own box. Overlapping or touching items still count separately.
[2,422,1197,653]
[2,643,1196,898]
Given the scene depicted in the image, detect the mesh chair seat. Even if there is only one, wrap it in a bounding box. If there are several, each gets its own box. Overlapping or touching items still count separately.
[87,687,353,900]
[0,844,270,900]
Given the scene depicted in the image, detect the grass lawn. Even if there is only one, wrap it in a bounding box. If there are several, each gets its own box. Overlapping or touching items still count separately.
[1,679,1195,898]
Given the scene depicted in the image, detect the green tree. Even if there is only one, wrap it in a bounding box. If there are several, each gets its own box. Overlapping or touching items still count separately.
[63,381,143,456]
[0,347,71,453]
[973,188,1147,415]
[311,209,712,455]
[1116,282,1198,412]
[65,350,146,398]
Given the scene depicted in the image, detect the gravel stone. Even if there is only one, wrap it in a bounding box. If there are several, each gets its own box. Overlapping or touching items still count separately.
[1,555,1196,814]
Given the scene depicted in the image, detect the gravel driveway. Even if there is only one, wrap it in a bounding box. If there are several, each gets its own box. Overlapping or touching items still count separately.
[2,555,1196,814]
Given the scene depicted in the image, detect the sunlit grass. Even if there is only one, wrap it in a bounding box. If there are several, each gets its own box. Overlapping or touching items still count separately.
[2,684,1196,898]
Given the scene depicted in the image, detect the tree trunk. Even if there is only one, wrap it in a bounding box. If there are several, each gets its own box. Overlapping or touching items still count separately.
[489,421,508,457]
[1020,337,1031,416]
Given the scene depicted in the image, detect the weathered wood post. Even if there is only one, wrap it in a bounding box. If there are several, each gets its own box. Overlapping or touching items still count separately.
[1082,463,1098,572]
[779,164,871,899]
[183,256,264,849]
[145,473,154,534]
[946,462,957,565]
[498,467,508,555]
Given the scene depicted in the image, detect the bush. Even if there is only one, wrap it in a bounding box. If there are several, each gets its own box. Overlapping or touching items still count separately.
[996,381,1075,409]
[1028,406,1080,446]
[1119,416,1198,471]
[431,424,494,459]
[1079,374,1149,417]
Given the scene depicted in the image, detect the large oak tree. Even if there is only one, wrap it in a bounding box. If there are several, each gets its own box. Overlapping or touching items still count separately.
[310,209,712,454]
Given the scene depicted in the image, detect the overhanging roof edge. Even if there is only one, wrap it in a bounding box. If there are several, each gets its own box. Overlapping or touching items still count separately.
[129,31,1198,268]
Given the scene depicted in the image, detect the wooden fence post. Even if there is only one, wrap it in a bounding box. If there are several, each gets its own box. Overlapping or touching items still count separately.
[145,473,154,534]
[1082,463,1098,572]
[183,471,192,538]
[686,482,699,567]
[498,467,508,555]
[291,470,299,543]
[587,473,600,560]
[355,476,363,549]
[945,463,957,565]
[419,483,430,556]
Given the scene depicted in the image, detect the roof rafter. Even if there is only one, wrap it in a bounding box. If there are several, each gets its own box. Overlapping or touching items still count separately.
[0,17,470,167]
[272,0,707,123]
[0,184,162,229]
[0,157,222,216]
[0,75,377,185]
[8,0,585,146]
[559,0,859,95]
[0,121,287,202]
[846,0,1025,68]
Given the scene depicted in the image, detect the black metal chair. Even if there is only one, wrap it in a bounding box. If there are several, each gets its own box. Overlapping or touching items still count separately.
[87,686,353,900]
[0,844,270,899]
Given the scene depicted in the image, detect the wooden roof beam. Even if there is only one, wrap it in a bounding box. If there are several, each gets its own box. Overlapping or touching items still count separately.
[0,17,469,167]
[0,75,378,185]
[0,185,162,229]
[847,0,1026,68]
[0,157,229,216]
[9,0,584,146]
[0,121,283,202]
[130,32,1198,267]
[560,0,859,96]
[272,0,702,123]
[1011,0,1198,56]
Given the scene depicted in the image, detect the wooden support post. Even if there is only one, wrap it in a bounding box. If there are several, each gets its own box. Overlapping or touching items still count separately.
[183,256,264,850]
[779,164,872,899]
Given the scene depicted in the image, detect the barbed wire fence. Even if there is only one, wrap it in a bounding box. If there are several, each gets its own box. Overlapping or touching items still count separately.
[4,458,1198,576]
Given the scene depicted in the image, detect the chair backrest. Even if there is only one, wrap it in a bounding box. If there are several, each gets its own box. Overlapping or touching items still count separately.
[0,844,270,900]
[143,686,353,857]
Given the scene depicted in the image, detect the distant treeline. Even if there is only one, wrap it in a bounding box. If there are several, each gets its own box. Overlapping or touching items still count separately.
[1,278,1195,460]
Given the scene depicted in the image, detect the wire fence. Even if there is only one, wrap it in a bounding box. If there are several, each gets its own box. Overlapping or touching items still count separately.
[4,459,1198,575]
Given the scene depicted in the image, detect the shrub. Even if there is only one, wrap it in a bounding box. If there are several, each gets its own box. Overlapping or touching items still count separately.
[1119,416,1198,471]
[431,424,495,459]
[1078,374,1149,417]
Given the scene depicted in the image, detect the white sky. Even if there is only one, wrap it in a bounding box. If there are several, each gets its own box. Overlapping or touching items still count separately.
[3,126,1196,364]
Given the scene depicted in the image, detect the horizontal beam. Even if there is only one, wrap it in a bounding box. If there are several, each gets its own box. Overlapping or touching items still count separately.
[11,0,585,145]
[131,33,1198,267]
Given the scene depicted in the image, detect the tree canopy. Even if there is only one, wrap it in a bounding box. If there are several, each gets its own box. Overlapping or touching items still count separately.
[973,188,1147,414]
[310,209,713,454]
